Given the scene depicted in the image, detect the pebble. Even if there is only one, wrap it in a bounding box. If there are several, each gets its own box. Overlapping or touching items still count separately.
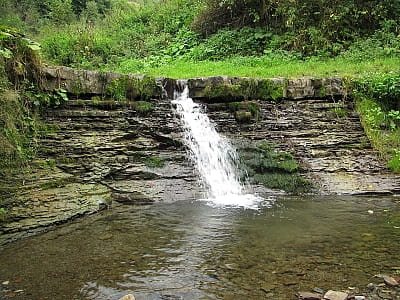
[375,274,399,287]
[118,294,135,300]
[383,275,399,287]
[323,290,348,300]
[313,287,324,294]
[366,282,375,290]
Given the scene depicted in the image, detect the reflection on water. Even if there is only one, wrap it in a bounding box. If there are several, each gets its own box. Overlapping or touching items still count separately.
[0,195,399,299]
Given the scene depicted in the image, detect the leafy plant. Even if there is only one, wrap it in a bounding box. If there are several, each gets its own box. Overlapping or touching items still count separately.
[388,149,400,172]
[132,100,154,115]
[387,110,400,130]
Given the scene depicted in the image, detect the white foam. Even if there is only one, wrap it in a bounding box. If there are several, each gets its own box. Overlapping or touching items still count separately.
[173,81,268,210]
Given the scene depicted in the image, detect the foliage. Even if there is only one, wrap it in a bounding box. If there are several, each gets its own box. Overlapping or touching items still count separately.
[105,75,159,101]
[0,27,46,168]
[188,27,267,60]
[0,27,43,88]
[353,72,400,111]
[388,150,400,173]
[34,0,204,69]
[353,73,400,172]
[193,0,400,56]
[132,100,154,115]
[228,101,259,123]
[239,142,313,194]
[203,78,283,101]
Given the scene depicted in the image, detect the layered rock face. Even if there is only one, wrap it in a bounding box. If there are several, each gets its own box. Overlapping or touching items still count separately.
[2,67,399,242]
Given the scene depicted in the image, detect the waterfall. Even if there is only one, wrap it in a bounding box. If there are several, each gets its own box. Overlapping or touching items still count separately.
[172,80,263,209]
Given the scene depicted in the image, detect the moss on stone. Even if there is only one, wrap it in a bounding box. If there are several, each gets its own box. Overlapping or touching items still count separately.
[255,79,284,100]
[203,78,283,101]
[105,75,160,101]
[203,83,243,100]
[239,141,313,194]
[228,100,260,123]
[144,156,165,168]
[235,110,252,123]
[132,101,154,115]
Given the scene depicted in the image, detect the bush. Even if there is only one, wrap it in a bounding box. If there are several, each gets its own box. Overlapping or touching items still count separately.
[192,0,400,56]
[354,72,400,111]
[388,150,400,172]
[189,27,267,60]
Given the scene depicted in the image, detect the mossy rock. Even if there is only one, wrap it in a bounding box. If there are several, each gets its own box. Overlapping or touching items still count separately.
[239,141,313,194]
[105,75,160,101]
[235,110,252,123]
[229,100,260,122]
[199,77,284,101]
[132,101,154,115]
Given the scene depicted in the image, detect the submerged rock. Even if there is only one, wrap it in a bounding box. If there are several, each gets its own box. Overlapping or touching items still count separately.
[118,294,135,300]
[323,290,348,300]
[375,275,399,287]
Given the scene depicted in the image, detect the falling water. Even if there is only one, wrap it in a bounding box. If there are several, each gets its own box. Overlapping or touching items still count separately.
[172,80,263,209]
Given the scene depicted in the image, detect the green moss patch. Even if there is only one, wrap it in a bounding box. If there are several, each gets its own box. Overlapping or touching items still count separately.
[228,100,260,123]
[203,78,283,101]
[105,75,160,101]
[239,142,313,194]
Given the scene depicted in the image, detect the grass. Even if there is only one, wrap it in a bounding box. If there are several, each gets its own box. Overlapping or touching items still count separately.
[355,96,400,172]
[113,56,400,79]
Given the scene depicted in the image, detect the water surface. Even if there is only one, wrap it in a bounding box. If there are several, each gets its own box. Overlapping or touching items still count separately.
[0,195,399,300]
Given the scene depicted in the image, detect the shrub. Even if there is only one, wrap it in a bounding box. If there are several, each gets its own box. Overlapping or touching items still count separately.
[189,27,267,60]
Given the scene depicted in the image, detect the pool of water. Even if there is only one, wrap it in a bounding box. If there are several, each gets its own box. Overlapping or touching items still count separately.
[1,195,399,300]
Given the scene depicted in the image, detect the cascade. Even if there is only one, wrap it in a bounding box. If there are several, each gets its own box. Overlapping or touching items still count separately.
[172,80,264,209]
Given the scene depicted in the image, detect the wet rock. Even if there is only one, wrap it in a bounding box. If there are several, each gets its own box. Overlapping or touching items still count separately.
[313,287,325,294]
[297,291,322,299]
[118,294,135,300]
[323,290,348,300]
[260,283,275,293]
[375,275,399,287]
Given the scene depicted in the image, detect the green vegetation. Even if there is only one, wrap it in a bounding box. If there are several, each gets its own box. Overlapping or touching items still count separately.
[0,28,44,169]
[105,76,159,101]
[202,78,283,101]
[228,101,260,123]
[1,0,399,177]
[144,156,164,168]
[239,142,313,194]
[132,101,154,115]
[353,73,400,172]
[1,0,398,76]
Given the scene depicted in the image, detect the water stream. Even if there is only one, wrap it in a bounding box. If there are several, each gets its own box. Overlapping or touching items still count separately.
[172,81,264,209]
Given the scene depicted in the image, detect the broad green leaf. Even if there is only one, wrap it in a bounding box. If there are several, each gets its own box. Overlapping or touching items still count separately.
[0,48,12,58]
[26,44,41,51]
